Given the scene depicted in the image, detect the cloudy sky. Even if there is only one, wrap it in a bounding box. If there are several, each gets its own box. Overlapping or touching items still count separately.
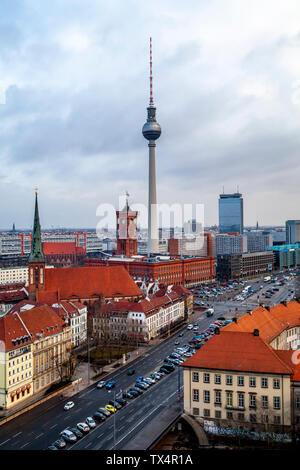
[1,0,300,230]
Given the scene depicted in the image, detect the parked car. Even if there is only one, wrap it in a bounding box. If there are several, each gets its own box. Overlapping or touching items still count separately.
[98,407,111,417]
[69,427,83,439]
[86,416,96,428]
[122,391,135,399]
[115,397,127,406]
[93,412,106,422]
[77,423,90,433]
[136,376,144,383]
[64,401,74,411]
[96,380,106,389]
[105,404,117,413]
[60,429,77,443]
[159,366,170,374]
[108,400,122,410]
[53,438,66,449]
[47,445,58,450]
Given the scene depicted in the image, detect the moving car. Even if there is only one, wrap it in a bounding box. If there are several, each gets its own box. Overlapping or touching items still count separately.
[64,401,74,411]
[96,380,106,389]
[77,422,90,433]
[106,380,116,390]
[127,368,135,376]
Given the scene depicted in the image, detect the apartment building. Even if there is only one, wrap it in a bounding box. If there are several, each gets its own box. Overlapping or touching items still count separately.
[0,267,28,285]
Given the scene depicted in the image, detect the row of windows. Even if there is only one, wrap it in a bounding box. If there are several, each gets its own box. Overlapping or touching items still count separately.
[9,371,32,385]
[193,390,281,410]
[193,372,281,389]
[9,355,31,367]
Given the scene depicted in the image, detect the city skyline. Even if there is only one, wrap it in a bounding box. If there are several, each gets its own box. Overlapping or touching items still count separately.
[1,0,300,230]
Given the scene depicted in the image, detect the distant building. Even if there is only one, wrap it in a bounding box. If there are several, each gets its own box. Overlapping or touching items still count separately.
[115,197,138,258]
[267,244,300,270]
[43,242,86,268]
[216,251,274,280]
[216,233,247,255]
[218,193,244,234]
[0,267,28,285]
[286,220,300,244]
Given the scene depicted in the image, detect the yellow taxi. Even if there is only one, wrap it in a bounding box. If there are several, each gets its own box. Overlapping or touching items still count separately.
[105,404,117,413]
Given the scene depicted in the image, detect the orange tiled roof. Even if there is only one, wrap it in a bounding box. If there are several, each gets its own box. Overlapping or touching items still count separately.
[37,266,143,303]
[0,304,66,352]
[43,242,77,255]
[223,301,300,343]
[182,331,293,375]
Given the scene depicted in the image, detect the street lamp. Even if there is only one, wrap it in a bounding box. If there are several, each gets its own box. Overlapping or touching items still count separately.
[87,336,93,385]
[108,388,122,449]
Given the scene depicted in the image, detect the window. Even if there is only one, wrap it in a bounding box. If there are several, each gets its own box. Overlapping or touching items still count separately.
[227,411,233,419]
[238,413,244,421]
[249,377,256,387]
[204,390,210,403]
[226,375,232,386]
[226,392,233,407]
[192,372,199,382]
[262,414,269,423]
[215,374,221,384]
[250,414,256,423]
[262,396,268,409]
[261,377,268,388]
[249,395,256,408]
[238,393,244,408]
[273,415,281,425]
[203,373,210,383]
[192,407,199,416]
[193,389,199,402]
[273,397,281,410]
[215,391,221,405]
[203,409,210,417]
[215,410,221,419]
[273,379,280,389]
[296,397,300,409]
[237,376,244,386]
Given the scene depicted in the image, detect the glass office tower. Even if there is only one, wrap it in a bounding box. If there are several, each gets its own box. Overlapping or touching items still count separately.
[219,193,244,234]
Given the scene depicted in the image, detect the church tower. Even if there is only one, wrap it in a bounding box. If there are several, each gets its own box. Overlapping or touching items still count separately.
[28,189,45,300]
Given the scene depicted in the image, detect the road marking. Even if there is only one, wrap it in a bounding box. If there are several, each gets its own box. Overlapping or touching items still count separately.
[97,432,104,439]
[50,424,58,430]
[35,433,44,439]
[12,432,22,438]
[0,439,10,447]
[84,442,92,449]
[20,442,29,449]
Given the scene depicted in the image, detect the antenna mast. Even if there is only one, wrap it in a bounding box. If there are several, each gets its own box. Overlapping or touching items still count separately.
[149,37,154,106]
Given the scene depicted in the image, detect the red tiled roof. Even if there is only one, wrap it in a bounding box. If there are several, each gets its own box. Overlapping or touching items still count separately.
[37,266,143,303]
[182,331,293,375]
[43,242,77,255]
[0,291,27,303]
[223,301,300,343]
[0,305,66,352]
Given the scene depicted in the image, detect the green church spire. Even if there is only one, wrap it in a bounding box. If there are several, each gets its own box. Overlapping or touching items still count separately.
[29,188,45,263]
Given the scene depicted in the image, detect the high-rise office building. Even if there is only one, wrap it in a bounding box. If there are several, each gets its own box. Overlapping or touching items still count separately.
[286,220,300,244]
[218,193,244,234]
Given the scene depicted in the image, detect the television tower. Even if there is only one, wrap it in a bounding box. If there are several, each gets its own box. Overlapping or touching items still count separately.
[142,37,161,256]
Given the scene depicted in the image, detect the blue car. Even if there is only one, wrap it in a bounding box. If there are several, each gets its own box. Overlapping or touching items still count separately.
[106,380,116,390]
[136,376,144,383]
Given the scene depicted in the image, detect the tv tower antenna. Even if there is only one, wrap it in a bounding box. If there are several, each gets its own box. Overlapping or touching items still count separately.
[149,37,154,106]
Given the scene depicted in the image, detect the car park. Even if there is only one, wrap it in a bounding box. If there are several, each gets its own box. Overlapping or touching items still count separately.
[86,417,96,428]
[60,429,77,443]
[53,438,66,449]
[77,422,90,433]
[96,380,106,389]
[64,401,74,411]
[93,412,106,422]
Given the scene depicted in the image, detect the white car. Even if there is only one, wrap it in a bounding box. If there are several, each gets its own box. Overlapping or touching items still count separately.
[64,401,74,411]
[187,324,193,330]
[77,422,90,433]
[60,429,77,443]
[86,417,96,428]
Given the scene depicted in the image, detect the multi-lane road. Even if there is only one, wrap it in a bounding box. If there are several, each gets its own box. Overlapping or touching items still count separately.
[0,309,232,451]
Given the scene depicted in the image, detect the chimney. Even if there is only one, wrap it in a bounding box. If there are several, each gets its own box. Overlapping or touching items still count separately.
[281,301,287,307]
[253,329,259,336]
[232,317,237,323]
[214,327,220,335]
[265,306,270,311]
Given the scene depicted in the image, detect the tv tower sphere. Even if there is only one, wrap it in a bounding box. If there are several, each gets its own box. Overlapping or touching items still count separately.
[142,106,161,140]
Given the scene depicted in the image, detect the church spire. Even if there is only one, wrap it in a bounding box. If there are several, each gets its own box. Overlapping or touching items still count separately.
[29,188,45,263]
